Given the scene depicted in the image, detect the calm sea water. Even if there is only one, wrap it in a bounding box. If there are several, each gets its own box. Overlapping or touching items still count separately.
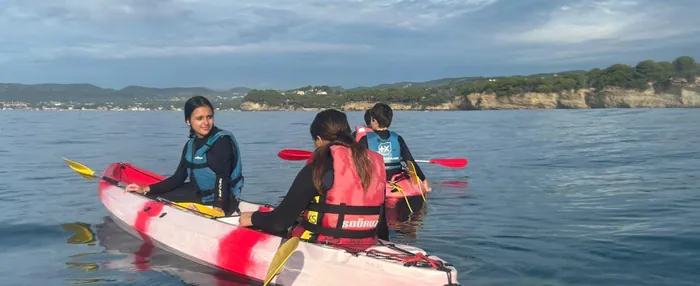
[1,109,699,286]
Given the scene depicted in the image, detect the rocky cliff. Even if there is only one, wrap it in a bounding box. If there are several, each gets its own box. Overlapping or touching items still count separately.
[341,99,460,111]
[240,98,462,111]
[461,85,700,110]
[239,85,700,111]
[239,101,322,111]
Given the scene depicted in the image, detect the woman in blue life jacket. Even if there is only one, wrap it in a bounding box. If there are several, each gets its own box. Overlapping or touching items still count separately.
[125,96,244,216]
[358,103,431,192]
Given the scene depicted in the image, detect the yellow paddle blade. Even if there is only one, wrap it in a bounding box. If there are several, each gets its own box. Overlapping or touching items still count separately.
[173,202,225,218]
[62,158,96,179]
[65,261,99,272]
[264,237,300,286]
[61,222,96,244]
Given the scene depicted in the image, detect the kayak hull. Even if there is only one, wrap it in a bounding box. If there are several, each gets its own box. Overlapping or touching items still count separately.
[385,173,427,208]
[97,162,459,286]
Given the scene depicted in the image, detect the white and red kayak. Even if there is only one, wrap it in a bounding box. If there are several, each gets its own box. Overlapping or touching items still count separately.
[97,162,460,286]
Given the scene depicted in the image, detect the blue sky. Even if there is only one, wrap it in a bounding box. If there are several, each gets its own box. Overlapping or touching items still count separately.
[1,0,699,90]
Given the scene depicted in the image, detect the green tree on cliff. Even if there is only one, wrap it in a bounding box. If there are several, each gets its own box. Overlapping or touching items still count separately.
[588,64,647,90]
[635,60,674,83]
[245,89,287,106]
[672,56,697,83]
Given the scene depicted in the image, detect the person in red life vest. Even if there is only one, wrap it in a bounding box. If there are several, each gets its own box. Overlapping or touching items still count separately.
[351,109,373,142]
[359,103,431,192]
[239,109,390,247]
[306,110,372,164]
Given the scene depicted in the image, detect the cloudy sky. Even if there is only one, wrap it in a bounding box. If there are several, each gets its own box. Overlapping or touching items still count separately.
[1,0,699,90]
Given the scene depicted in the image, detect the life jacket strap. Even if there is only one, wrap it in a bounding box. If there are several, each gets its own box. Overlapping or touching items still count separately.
[197,175,244,195]
[300,220,378,239]
[302,202,381,239]
[307,203,381,215]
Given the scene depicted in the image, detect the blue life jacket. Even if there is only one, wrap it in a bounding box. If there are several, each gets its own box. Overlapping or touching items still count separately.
[366,131,402,170]
[184,129,244,203]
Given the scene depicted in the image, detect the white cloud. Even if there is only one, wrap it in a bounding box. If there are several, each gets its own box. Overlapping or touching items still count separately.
[498,0,697,45]
[0,0,497,60]
[487,0,700,65]
[27,42,374,60]
[1,0,699,81]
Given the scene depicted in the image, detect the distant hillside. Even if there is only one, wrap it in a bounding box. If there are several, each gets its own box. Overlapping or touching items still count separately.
[0,69,586,103]
[0,72,580,103]
[349,77,485,90]
[229,87,252,94]
[347,70,593,91]
[0,83,238,103]
[240,56,699,111]
[1,57,695,109]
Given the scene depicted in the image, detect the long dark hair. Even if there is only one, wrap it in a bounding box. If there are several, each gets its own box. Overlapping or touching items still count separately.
[310,109,373,194]
[184,96,215,136]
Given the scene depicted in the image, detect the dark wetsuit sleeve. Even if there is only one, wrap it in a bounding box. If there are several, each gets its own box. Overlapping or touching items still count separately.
[398,136,426,181]
[251,163,321,234]
[148,144,188,194]
[206,137,235,213]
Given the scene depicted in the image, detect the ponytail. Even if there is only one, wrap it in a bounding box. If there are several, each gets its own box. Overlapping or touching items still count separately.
[311,132,373,195]
[309,109,374,195]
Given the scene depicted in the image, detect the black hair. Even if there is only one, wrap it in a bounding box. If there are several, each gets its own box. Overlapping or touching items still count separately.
[363,109,371,126]
[184,96,214,136]
[369,103,393,128]
[309,109,373,193]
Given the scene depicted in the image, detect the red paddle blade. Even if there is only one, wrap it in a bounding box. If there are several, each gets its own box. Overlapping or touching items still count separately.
[278,149,313,161]
[430,158,468,168]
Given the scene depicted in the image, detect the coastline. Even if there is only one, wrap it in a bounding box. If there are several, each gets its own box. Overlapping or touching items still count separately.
[237,85,700,111]
[3,56,697,112]
[3,84,699,112]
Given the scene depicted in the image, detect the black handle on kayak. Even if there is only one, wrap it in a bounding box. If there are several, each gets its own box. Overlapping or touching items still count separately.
[101,175,123,187]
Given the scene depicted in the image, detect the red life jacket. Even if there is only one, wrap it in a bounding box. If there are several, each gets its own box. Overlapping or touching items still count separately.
[290,145,386,247]
[354,125,373,142]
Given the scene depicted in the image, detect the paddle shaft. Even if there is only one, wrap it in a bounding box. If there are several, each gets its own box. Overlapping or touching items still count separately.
[63,158,227,218]
[95,174,126,188]
[278,149,466,168]
[93,171,225,218]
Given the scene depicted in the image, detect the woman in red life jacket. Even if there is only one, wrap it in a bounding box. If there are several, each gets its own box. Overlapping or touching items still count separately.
[239,109,389,247]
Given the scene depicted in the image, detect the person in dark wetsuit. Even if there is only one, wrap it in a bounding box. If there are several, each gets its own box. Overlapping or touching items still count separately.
[358,103,432,192]
[125,96,244,216]
[238,109,390,242]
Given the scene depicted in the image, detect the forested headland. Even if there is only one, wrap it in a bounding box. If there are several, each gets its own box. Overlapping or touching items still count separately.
[241,55,699,111]
[1,56,698,111]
